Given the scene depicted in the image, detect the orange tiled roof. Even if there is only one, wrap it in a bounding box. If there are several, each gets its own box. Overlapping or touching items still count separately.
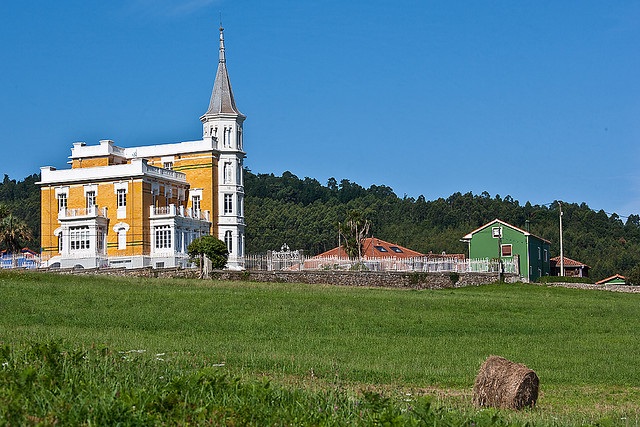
[550,256,589,268]
[315,237,424,259]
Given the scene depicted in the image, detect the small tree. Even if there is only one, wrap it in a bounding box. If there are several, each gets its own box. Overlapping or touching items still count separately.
[187,235,228,277]
[339,209,371,261]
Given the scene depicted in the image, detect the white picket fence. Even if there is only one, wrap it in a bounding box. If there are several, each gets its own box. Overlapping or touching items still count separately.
[0,253,40,269]
[243,254,519,274]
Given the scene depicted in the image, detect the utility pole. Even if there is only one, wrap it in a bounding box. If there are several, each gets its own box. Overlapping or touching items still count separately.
[559,202,564,277]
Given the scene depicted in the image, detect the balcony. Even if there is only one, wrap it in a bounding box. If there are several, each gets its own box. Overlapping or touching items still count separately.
[150,204,210,222]
[59,206,108,220]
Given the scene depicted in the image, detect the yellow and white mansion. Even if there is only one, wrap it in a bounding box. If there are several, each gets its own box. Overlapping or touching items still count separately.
[38,27,246,270]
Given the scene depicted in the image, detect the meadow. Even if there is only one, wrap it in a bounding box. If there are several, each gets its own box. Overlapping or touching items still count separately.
[1,270,639,425]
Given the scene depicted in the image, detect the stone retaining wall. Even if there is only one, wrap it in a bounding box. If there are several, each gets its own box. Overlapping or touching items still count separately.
[41,266,516,289]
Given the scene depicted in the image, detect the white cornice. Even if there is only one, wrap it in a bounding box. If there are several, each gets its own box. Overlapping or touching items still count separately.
[68,139,217,160]
[38,159,188,186]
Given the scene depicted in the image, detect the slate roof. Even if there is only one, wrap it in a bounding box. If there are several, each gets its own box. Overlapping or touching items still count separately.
[202,27,244,119]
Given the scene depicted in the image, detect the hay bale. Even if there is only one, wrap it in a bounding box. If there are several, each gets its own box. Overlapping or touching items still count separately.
[472,355,539,410]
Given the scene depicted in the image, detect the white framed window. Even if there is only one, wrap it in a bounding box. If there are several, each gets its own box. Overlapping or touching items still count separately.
[224,230,232,253]
[224,194,233,214]
[85,191,96,209]
[151,183,159,207]
[55,187,69,212]
[538,247,541,260]
[118,228,126,250]
[501,244,512,257]
[97,227,105,253]
[54,228,63,253]
[155,225,172,249]
[57,193,67,212]
[113,223,129,251]
[224,162,232,184]
[192,195,201,212]
[70,226,90,250]
[544,249,548,262]
[492,227,502,238]
[117,189,127,208]
[161,156,174,170]
[84,185,98,209]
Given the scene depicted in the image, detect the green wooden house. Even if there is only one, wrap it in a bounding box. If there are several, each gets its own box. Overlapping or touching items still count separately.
[595,274,626,285]
[461,219,551,282]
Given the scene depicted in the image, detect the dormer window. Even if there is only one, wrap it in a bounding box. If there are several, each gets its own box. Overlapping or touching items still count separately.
[161,156,174,171]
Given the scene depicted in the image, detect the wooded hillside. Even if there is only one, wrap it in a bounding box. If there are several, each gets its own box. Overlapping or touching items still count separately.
[2,171,639,281]
[245,170,640,281]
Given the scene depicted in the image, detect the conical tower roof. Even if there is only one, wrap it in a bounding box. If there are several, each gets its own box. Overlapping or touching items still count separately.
[202,26,244,120]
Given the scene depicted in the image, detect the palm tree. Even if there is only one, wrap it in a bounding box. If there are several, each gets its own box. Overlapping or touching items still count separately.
[339,209,371,261]
[0,213,33,254]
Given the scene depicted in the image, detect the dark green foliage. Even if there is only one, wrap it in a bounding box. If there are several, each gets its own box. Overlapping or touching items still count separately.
[0,174,40,251]
[187,235,228,269]
[245,170,640,281]
[449,272,460,285]
[626,265,640,286]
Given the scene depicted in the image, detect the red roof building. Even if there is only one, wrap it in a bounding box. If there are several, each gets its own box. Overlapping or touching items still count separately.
[550,256,590,278]
[315,237,425,259]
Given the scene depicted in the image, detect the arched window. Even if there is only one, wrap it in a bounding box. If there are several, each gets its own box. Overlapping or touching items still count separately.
[54,228,63,253]
[118,228,127,250]
[224,230,233,254]
[113,223,130,251]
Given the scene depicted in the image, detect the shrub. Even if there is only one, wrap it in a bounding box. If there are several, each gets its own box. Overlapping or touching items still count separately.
[187,235,228,270]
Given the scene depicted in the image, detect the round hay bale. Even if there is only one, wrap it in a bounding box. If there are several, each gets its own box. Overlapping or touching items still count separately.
[472,355,539,410]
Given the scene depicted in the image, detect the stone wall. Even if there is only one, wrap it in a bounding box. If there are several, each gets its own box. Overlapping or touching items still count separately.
[211,270,517,289]
[42,266,516,289]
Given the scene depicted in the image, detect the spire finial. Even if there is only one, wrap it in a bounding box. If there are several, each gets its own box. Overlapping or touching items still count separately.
[218,21,226,63]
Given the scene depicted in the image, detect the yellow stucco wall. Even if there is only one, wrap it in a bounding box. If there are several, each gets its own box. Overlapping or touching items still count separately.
[146,152,218,234]
[40,187,56,257]
[42,148,218,261]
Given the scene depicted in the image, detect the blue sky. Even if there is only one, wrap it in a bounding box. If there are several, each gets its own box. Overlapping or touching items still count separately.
[1,1,639,217]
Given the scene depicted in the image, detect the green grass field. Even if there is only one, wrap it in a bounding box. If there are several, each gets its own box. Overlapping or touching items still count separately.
[1,270,639,425]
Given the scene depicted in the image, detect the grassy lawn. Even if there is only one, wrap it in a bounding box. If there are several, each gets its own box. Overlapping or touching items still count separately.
[1,270,639,425]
